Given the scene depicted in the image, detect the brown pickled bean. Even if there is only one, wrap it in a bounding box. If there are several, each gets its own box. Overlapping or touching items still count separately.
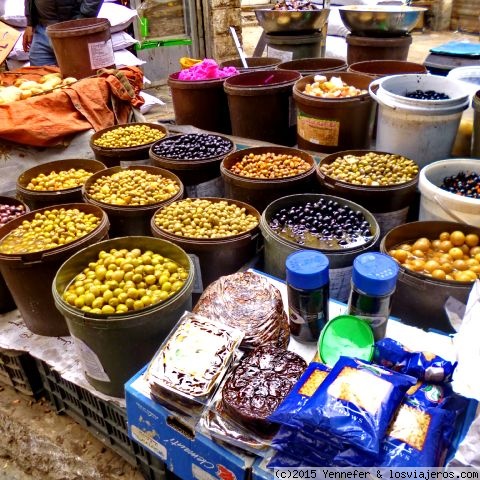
[320,152,418,186]
[230,152,311,179]
[0,208,101,254]
[62,247,188,315]
[87,169,180,206]
[93,125,166,148]
[26,168,93,191]
[154,198,258,239]
[388,231,480,282]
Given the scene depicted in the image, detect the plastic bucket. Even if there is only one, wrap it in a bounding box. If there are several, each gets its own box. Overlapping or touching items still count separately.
[0,203,109,336]
[293,72,375,153]
[0,196,29,314]
[220,57,282,72]
[221,146,318,213]
[168,73,231,135]
[418,158,480,224]
[369,74,471,168]
[53,236,194,397]
[380,221,480,332]
[346,34,412,65]
[348,60,427,78]
[16,159,106,210]
[260,193,380,303]
[149,134,235,198]
[277,57,347,76]
[47,18,115,79]
[90,123,169,168]
[151,198,261,296]
[224,69,302,146]
[317,150,419,237]
[473,91,480,158]
[82,165,184,237]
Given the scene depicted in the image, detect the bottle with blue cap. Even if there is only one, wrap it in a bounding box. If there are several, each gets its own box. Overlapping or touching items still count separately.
[347,252,399,341]
[285,249,329,343]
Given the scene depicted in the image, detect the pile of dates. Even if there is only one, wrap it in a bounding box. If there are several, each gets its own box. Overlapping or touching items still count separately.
[269,198,373,249]
[272,0,321,10]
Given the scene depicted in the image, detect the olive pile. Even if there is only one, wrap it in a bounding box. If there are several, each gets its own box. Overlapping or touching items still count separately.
[230,152,311,179]
[86,169,180,206]
[405,90,450,100]
[0,203,26,228]
[388,230,480,282]
[269,198,373,249]
[63,248,188,315]
[151,134,233,160]
[440,171,480,199]
[320,152,418,186]
[154,198,259,239]
[26,168,93,191]
[93,125,166,149]
[0,208,100,254]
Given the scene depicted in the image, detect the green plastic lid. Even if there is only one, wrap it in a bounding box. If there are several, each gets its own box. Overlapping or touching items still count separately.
[318,315,374,368]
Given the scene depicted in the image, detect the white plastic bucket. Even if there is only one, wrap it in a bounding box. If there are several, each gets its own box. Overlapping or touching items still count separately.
[418,158,480,225]
[369,74,470,168]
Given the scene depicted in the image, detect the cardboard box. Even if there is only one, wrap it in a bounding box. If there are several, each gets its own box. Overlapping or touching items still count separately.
[0,21,21,65]
[126,368,256,480]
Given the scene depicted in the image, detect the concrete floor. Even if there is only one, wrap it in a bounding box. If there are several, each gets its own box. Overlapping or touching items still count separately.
[0,24,478,480]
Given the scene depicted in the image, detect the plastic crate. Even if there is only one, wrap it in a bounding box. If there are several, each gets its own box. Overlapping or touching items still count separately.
[0,349,44,398]
[36,360,165,480]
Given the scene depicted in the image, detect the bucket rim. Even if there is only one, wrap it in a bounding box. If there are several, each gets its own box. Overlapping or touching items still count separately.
[348,59,427,77]
[46,17,111,35]
[380,220,480,286]
[260,193,380,253]
[168,72,228,85]
[318,149,419,192]
[53,235,194,323]
[151,196,261,243]
[419,158,480,208]
[224,69,302,90]
[82,165,184,211]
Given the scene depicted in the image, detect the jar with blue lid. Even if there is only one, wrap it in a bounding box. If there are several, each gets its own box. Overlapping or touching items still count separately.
[347,252,399,341]
[286,249,329,343]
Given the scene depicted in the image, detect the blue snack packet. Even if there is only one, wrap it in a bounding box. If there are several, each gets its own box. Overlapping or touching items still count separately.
[378,405,456,467]
[295,356,417,455]
[269,362,330,428]
[374,338,457,383]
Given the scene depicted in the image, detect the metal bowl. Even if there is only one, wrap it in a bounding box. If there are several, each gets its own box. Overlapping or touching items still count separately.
[339,5,426,37]
[255,8,330,33]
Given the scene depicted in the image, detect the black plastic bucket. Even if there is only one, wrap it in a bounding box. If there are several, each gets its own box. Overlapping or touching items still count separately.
[0,203,109,336]
[221,146,318,213]
[16,158,106,210]
[380,221,480,333]
[53,236,194,397]
[224,69,302,146]
[82,165,184,237]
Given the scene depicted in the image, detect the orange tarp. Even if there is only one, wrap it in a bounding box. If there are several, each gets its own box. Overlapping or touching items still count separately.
[0,66,145,147]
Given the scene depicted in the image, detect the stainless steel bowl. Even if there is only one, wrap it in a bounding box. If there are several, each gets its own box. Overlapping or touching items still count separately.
[339,6,426,37]
[255,8,330,33]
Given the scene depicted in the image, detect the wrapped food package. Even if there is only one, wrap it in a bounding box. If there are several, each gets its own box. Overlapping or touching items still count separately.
[221,344,307,435]
[146,312,244,415]
[194,271,289,351]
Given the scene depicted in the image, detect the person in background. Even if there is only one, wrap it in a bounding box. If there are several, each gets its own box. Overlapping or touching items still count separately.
[23,0,104,66]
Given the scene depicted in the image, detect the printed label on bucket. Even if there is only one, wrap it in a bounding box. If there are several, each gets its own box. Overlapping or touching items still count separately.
[185,176,224,198]
[72,335,110,382]
[329,265,353,303]
[297,111,340,146]
[88,39,115,70]
[374,207,409,235]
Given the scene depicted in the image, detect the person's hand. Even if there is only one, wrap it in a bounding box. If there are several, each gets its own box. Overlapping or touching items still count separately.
[23,26,33,52]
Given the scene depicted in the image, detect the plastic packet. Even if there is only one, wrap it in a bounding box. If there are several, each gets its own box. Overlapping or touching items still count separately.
[177,59,239,80]
[269,362,330,428]
[267,451,329,469]
[295,356,417,455]
[146,312,244,416]
[221,343,307,436]
[374,338,457,383]
[194,271,289,351]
